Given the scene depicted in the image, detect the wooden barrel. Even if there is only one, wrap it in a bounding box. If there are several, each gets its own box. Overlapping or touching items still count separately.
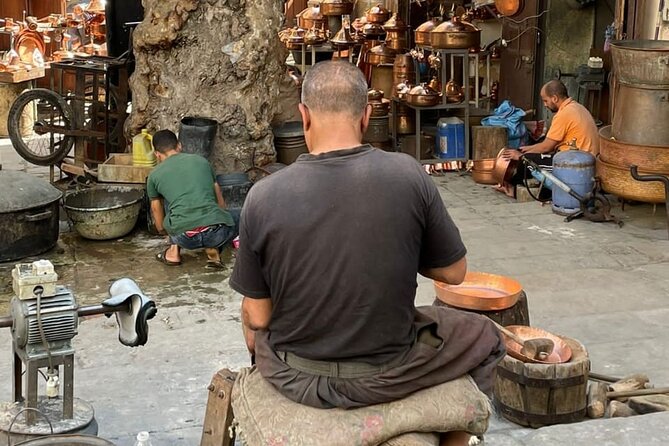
[433,290,530,326]
[494,335,589,428]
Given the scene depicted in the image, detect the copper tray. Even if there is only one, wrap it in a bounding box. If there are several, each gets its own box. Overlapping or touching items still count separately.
[502,325,573,364]
[433,272,522,311]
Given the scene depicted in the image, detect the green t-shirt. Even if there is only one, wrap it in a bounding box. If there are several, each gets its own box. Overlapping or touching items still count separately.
[146,153,234,235]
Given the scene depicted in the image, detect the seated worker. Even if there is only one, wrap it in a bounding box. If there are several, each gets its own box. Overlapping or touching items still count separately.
[230,61,505,446]
[502,79,599,188]
[147,129,239,269]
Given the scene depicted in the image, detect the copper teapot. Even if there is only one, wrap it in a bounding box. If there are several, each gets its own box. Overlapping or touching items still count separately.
[444,79,464,103]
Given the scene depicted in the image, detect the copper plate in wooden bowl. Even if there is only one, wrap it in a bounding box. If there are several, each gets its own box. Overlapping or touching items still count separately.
[433,271,522,311]
[502,325,573,364]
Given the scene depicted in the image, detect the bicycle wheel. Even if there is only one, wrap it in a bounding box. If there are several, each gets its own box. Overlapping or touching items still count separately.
[8,88,75,166]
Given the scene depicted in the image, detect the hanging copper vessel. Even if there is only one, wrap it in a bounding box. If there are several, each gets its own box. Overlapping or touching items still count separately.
[366,4,391,24]
[414,18,441,46]
[430,16,481,50]
[320,0,354,16]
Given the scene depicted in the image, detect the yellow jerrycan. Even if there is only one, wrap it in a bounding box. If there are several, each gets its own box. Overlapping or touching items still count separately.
[132,129,157,167]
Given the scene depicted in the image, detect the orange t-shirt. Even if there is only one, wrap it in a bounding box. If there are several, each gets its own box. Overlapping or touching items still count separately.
[546,98,599,155]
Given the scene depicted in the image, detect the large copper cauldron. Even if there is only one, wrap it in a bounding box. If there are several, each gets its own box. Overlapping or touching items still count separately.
[610,40,669,87]
[611,83,669,147]
[599,125,669,172]
[430,16,481,50]
[414,18,441,46]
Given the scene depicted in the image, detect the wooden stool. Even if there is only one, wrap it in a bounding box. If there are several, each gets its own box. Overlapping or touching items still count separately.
[433,290,530,326]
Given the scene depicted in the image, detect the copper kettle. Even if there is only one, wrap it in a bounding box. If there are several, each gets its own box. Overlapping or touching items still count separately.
[444,79,464,103]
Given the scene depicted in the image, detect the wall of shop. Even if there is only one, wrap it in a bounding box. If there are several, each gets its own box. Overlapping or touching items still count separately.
[539,1,596,121]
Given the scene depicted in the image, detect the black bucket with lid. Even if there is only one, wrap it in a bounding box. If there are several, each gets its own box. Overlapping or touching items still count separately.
[216,172,252,211]
[178,117,218,159]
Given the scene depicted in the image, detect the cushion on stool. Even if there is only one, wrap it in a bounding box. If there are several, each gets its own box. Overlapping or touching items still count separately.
[231,366,491,446]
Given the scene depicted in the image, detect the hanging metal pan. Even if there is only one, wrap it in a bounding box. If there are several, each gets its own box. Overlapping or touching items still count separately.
[495,0,523,17]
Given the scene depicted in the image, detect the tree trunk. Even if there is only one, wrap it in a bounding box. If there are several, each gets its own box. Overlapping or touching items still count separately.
[126,0,287,173]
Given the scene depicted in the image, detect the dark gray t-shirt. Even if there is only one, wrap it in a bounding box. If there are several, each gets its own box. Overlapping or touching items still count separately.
[230,145,466,364]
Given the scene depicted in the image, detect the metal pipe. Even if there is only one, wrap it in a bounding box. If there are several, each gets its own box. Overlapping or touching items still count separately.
[630,165,669,239]
[0,303,129,329]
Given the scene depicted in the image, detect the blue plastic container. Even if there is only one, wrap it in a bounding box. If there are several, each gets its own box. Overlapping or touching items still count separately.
[435,117,465,159]
[551,149,596,216]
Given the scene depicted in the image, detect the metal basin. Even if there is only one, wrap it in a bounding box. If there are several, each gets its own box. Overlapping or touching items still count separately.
[434,272,522,311]
[599,125,669,172]
[596,156,667,203]
[610,40,669,87]
[64,186,143,240]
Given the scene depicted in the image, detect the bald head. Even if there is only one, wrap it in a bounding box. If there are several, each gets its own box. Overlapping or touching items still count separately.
[542,80,568,99]
[301,61,368,119]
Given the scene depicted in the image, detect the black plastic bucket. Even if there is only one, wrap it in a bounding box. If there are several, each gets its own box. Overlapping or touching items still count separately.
[216,172,252,210]
[178,117,218,158]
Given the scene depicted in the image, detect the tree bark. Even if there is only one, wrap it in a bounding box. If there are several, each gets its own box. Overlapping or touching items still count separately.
[126,0,288,173]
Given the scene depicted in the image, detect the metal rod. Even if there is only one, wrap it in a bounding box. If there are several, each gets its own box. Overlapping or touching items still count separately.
[608,387,669,399]
[0,303,129,329]
[588,372,620,383]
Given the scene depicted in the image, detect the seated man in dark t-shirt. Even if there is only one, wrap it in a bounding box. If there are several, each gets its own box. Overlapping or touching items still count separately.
[230,61,505,446]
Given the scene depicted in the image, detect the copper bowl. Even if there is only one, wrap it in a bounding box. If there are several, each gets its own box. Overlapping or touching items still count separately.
[472,158,497,185]
[492,149,517,184]
[433,272,522,311]
[502,326,573,364]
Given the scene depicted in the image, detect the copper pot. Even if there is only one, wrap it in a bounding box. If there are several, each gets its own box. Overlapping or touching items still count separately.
[362,22,386,38]
[368,89,391,117]
[320,0,354,16]
[596,156,667,203]
[383,13,408,50]
[366,4,391,24]
[366,43,396,65]
[414,18,441,46]
[430,16,481,50]
[284,28,306,50]
[304,27,327,45]
[599,125,669,172]
[297,5,326,30]
[406,85,441,107]
[472,158,497,184]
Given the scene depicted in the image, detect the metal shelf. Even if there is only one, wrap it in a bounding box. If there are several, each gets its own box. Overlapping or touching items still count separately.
[391,47,492,165]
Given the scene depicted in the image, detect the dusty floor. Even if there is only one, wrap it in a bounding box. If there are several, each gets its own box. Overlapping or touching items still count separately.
[1,138,669,445]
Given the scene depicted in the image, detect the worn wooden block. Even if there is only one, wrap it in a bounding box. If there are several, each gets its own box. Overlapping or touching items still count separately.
[608,373,650,401]
[628,395,669,414]
[200,368,237,446]
[472,126,507,160]
[587,381,608,419]
[608,400,638,418]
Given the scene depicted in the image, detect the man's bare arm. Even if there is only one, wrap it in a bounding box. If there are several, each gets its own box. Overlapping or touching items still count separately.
[241,297,272,354]
[520,137,559,155]
[150,198,166,234]
[214,182,226,209]
[419,256,467,285]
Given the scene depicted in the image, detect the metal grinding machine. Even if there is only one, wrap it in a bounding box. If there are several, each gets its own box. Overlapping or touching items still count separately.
[0,260,157,443]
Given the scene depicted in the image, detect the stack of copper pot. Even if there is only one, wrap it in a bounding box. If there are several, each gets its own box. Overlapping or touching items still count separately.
[597,40,669,204]
[392,53,416,137]
[279,2,329,50]
[363,89,392,150]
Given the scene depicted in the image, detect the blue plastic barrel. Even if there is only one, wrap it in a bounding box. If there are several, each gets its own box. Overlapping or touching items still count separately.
[435,117,465,159]
[551,149,595,215]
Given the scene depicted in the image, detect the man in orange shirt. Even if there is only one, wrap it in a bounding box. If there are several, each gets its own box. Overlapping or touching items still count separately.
[501,80,599,191]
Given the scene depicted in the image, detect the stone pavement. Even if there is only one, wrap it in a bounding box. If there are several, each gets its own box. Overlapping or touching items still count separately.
[0,140,668,444]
